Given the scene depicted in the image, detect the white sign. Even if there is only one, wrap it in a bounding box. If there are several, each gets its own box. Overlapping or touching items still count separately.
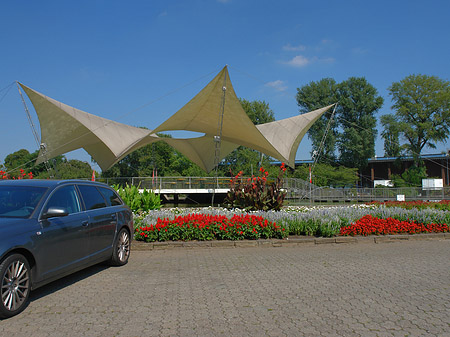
[422,179,443,190]
[397,194,405,201]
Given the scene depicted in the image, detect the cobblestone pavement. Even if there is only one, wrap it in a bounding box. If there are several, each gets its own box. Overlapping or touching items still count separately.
[1,239,449,336]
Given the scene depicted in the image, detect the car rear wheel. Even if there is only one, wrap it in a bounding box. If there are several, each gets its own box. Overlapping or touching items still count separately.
[109,228,130,266]
[0,254,31,318]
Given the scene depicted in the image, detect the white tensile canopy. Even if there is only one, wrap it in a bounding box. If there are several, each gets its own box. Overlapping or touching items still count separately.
[153,67,287,162]
[19,66,334,172]
[19,84,159,170]
[256,105,334,167]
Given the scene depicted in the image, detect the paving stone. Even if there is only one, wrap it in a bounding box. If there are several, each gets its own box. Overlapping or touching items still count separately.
[334,236,357,244]
[235,241,258,247]
[314,237,335,244]
[0,240,448,336]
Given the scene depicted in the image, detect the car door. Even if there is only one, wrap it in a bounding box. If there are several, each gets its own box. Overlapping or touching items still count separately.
[36,184,90,279]
[77,184,117,259]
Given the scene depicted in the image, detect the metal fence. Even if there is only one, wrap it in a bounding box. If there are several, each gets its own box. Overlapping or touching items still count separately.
[96,176,232,190]
[95,176,450,203]
[288,185,450,203]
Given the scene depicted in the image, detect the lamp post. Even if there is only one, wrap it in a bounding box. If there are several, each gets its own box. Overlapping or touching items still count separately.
[446,150,449,186]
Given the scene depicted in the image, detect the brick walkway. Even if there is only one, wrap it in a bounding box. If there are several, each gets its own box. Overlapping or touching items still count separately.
[1,237,449,336]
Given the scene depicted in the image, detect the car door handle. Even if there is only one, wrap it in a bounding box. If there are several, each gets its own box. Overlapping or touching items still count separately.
[82,220,89,227]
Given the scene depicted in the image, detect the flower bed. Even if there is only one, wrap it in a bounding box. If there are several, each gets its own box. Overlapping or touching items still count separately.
[135,213,287,242]
[369,200,450,211]
[133,202,450,241]
[340,215,449,236]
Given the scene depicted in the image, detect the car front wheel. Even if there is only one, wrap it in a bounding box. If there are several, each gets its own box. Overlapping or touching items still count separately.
[0,254,31,318]
[109,228,130,266]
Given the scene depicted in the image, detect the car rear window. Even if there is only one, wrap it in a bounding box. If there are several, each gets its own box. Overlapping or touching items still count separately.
[77,185,107,210]
[98,187,123,206]
[0,186,47,218]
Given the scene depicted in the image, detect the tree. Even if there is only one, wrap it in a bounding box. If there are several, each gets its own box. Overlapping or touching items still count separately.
[37,159,93,179]
[336,78,383,171]
[385,74,450,164]
[2,149,93,179]
[239,99,275,124]
[3,149,36,176]
[390,166,428,187]
[380,114,402,157]
[296,77,383,171]
[292,163,358,187]
[296,78,339,163]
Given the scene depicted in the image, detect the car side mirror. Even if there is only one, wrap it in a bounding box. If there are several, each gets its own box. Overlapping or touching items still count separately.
[41,207,69,219]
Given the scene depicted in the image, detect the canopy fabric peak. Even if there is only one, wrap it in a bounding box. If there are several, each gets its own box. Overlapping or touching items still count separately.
[19,67,333,172]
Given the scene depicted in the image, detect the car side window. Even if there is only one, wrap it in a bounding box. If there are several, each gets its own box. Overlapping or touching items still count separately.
[98,187,123,206]
[45,185,81,214]
[78,185,107,210]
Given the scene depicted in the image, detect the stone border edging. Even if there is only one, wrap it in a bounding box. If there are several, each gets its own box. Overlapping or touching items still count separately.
[131,232,450,250]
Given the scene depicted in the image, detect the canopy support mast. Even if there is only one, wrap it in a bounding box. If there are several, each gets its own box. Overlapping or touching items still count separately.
[211,71,227,205]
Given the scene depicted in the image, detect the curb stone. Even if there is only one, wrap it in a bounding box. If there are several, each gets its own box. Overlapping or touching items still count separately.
[131,232,449,250]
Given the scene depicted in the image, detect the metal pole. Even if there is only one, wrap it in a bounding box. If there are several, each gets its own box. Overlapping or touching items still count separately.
[447,151,450,186]
[211,71,227,206]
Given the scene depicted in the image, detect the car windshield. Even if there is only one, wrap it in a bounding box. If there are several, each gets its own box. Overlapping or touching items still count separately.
[0,186,48,218]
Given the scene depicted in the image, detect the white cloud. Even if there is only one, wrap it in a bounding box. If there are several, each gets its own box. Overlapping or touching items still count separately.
[284,55,311,67]
[282,43,306,52]
[282,55,335,68]
[265,80,288,92]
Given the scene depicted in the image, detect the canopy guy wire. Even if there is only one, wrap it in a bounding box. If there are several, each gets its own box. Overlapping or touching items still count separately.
[306,104,337,202]
[117,67,222,123]
[16,82,40,147]
[0,82,15,105]
[310,103,337,177]
[16,82,55,177]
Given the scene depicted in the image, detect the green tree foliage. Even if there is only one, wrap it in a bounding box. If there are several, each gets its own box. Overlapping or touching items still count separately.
[337,77,384,170]
[390,166,428,187]
[296,78,339,163]
[296,77,383,171]
[239,98,275,124]
[380,114,402,157]
[292,163,358,187]
[102,132,205,178]
[384,74,450,164]
[2,149,93,179]
[3,149,36,176]
[38,159,93,179]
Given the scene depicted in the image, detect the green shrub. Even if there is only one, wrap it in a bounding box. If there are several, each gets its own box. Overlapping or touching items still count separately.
[113,183,161,212]
[224,164,287,211]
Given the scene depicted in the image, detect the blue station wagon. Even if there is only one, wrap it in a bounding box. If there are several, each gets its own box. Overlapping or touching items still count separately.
[0,179,133,318]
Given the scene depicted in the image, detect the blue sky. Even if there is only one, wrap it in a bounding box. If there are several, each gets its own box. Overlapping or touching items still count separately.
[1,0,450,171]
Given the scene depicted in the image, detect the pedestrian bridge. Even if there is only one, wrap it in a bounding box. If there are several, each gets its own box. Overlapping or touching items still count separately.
[97,176,450,204]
